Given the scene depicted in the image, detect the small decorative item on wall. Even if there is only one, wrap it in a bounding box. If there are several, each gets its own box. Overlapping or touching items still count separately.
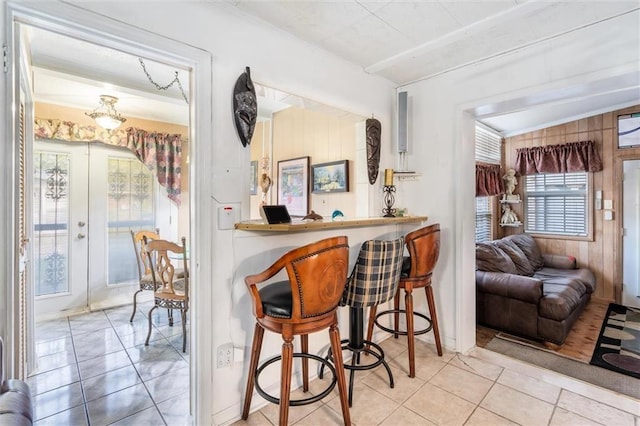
[311,160,349,193]
[249,160,258,195]
[618,113,640,148]
[277,156,309,217]
[232,66,257,147]
[366,117,381,184]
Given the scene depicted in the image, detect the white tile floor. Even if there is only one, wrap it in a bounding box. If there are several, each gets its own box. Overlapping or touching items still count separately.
[235,336,640,426]
[30,305,639,426]
[29,301,190,425]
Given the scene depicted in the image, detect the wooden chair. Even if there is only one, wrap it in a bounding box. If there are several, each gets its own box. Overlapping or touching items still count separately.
[367,224,442,378]
[242,236,351,426]
[143,237,189,353]
[130,229,161,322]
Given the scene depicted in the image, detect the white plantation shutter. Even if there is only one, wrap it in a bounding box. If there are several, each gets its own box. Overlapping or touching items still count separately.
[475,124,502,242]
[524,172,588,236]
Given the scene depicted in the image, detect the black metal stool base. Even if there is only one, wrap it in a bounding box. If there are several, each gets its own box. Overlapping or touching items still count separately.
[320,338,394,406]
[255,353,337,407]
[374,309,433,336]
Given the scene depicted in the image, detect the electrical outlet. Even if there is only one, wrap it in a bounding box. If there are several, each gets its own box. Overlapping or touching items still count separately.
[216,342,233,368]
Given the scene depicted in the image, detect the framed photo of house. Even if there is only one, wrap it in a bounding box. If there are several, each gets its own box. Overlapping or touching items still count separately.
[311,160,349,193]
[249,160,258,195]
[277,156,309,216]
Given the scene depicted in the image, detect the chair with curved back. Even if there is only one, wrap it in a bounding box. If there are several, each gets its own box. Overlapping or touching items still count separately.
[130,229,161,322]
[367,223,442,378]
[143,236,189,353]
[241,236,351,426]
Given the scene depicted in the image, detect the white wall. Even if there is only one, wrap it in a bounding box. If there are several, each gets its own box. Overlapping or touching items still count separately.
[397,10,640,353]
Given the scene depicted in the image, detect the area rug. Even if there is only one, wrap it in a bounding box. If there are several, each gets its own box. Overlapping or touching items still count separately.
[589,303,640,380]
[485,336,640,399]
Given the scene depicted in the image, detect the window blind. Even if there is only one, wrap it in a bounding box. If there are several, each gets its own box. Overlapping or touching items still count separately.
[475,197,492,242]
[524,172,588,236]
[476,124,502,165]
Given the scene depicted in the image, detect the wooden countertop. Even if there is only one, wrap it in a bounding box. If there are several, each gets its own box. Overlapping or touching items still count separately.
[234,215,428,232]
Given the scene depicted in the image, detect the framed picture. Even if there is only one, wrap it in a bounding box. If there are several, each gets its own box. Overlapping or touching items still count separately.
[311,160,349,193]
[277,156,309,216]
[618,113,640,148]
[249,160,258,195]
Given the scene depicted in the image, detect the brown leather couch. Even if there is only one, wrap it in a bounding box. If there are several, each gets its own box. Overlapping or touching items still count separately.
[0,337,33,426]
[476,233,596,345]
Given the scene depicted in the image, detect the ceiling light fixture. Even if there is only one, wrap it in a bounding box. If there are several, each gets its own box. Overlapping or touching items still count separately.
[86,95,127,130]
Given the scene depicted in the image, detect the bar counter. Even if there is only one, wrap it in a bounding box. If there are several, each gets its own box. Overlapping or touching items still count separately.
[235,215,428,232]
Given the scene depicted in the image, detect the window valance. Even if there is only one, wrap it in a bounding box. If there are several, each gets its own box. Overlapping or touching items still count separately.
[514,140,602,176]
[476,163,504,197]
[34,118,183,205]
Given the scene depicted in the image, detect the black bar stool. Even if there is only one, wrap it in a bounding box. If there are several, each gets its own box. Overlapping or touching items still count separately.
[321,238,404,406]
[241,236,351,426]
[367,224,442,378]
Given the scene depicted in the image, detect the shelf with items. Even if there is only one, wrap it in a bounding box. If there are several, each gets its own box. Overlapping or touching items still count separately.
[500,221,522,228]
[393,171,421,181]
[500,199,521,204]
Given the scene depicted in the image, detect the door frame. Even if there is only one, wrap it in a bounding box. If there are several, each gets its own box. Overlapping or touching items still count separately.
[3,2,213,424]
[616,153,640,304]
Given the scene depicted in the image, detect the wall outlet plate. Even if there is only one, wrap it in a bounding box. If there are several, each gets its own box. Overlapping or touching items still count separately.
[216,342,233,368]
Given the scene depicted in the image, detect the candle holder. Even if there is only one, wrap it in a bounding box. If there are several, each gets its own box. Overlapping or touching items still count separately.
[382,185,396,217]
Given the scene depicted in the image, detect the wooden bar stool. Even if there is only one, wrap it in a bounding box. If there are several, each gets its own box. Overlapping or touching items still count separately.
[241,236,351,426]
[367,224,442,378]
[321,238,404,406]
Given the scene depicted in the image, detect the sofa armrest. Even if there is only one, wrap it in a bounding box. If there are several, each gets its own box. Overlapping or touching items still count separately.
[476,271,543,304]
[542,254,576,269]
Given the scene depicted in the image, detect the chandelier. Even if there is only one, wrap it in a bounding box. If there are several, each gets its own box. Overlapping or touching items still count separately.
[85,95,127,130]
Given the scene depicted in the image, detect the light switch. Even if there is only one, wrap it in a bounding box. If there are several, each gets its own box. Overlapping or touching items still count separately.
[218,206,239,230]
[604,210,613,221]
[603,199,613,210]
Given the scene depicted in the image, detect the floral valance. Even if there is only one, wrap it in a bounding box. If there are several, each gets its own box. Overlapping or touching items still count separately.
[514,140,602,176]
[35,118,183,205]
[476,163,504,197]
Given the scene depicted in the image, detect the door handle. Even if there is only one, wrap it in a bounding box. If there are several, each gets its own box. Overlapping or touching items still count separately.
[77,233,86,239]
[78,221,86,227]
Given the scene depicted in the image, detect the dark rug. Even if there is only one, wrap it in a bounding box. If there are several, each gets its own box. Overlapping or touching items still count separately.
[590,303,640,380]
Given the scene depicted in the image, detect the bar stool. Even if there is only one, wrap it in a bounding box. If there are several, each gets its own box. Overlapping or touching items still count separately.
[321,238,404,406]
[241,236,351,426]
[367,224,442,378]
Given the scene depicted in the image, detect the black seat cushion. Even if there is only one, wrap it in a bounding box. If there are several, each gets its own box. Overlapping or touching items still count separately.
[401,256,411,278]
[259,281,292,318]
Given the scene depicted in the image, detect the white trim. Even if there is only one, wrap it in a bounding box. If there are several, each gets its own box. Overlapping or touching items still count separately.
[4,2,213,423]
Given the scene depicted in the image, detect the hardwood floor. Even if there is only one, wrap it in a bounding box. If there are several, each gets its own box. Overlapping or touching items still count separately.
[476,298,610,363]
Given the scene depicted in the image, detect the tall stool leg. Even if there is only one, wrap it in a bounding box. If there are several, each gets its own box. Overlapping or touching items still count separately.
[329,322,351,426]
[242,324,264,420]
[365,305,377,351]
[393,293,401,339]
[301,334,309,392]
[405,288,416,378]
[425,286,442,356]
[279,333,294,426]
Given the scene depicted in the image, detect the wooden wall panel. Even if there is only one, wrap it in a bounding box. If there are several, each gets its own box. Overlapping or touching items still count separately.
[502,104,640,302]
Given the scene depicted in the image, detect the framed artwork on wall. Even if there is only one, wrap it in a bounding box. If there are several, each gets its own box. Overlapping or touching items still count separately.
[277,156,309,216]
[249,160,258,195]
[311,160,349,193]
[618,113,640,148]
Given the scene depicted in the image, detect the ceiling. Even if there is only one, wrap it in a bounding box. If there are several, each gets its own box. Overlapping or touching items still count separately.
[25,1,640,135]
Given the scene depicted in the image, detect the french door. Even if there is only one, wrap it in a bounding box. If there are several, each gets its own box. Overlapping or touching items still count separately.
[33,140,156,318]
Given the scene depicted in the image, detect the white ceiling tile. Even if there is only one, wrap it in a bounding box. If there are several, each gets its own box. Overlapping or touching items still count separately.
[372,2,461,43]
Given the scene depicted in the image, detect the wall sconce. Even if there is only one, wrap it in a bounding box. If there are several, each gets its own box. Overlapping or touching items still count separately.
[382,169,396,217]
[86,95,127,130]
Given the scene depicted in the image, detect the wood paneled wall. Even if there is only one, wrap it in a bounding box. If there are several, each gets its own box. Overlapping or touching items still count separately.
[502,105,640,302]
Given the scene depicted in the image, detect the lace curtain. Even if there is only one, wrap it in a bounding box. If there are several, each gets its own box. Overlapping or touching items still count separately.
[476,163,503,197]
[514,140,602,176]
[34,118,183,205]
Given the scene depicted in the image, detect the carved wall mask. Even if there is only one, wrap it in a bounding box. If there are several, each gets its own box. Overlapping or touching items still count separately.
[233,67,257,147]
[366,118,381,184]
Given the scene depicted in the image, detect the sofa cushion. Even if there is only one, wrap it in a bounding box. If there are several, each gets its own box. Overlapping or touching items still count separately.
[505,233,544,270]
[476,243,518,274]
[537,276,588,321]
[536,267,596,294]
[493,239,535,276]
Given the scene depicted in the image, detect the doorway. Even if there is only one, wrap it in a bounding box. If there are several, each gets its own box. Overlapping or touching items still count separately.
[622,159,640,308]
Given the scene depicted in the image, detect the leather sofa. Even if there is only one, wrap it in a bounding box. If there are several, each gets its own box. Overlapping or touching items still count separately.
[476,233,596,345]
[0,337,33,426]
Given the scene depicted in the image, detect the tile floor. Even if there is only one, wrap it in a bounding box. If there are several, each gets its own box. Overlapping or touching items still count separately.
[29,301,190,425]
[30,305,639,426]
[235,336,640,426]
